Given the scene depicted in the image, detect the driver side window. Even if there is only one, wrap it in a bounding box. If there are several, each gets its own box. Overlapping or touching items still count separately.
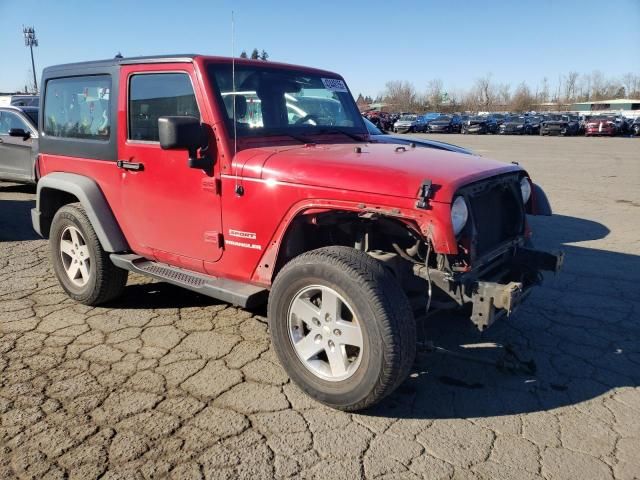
[0,112,29,135]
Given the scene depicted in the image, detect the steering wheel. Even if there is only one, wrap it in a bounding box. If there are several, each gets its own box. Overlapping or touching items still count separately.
[295,114,320,125]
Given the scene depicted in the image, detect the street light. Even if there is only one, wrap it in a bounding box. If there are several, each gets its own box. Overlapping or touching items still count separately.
[23,26,38,93]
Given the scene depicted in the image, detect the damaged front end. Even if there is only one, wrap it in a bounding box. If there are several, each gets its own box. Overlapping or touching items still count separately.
[414,246,563,330]
[414,172,564,331]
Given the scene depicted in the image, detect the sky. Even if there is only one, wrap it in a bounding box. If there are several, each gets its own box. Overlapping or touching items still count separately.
[1,0,639,97]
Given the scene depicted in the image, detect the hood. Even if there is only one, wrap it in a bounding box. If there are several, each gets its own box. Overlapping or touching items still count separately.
[235,143,521,204]
[431,121,451,126]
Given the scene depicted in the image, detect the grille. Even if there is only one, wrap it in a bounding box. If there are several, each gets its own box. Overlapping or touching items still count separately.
[468,180,524,256]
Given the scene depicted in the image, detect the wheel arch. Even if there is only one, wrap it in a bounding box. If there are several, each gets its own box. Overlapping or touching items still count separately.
[253,204,426,285]
[33,172,129,252]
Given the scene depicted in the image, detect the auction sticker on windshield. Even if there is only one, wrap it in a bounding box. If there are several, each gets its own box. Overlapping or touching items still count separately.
[321,78,348,92]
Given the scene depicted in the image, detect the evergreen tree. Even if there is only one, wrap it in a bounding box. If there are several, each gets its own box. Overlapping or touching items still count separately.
[239,51,248,58]
[260,50,269,61]
[250,48,260,60]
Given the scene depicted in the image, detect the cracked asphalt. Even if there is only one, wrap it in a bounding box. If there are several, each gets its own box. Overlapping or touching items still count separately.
[1,135,639,479]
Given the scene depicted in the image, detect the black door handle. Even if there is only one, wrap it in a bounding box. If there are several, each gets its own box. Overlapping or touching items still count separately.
[116,160,144,171]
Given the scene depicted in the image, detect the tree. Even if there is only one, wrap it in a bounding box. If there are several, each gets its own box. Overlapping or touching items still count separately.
[498,83,511,107]
[250,48,260,60]
[591,70,605,100]
[425,79,444,110]
[382,80,418,112]
[471,75,495,110]
[622,72,640,98]
[564,72,579,102]
[239,50,248,59]
[540,77,550,103]
[511,82,534,112]
[260,50,269,61]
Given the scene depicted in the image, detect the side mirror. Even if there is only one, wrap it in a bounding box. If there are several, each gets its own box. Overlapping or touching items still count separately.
[9,128,30,140]
[158,116,202,151]
[158,116,212,171]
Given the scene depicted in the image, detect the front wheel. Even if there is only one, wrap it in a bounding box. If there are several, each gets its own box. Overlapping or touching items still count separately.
[50,203,128,305]
[268,247,416,411]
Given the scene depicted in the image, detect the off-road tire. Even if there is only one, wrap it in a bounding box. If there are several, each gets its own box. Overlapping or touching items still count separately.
[268,246,416,411]
[50,203,127,305]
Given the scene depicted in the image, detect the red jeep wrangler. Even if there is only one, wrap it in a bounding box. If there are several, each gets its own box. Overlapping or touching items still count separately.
[32,55,562,411]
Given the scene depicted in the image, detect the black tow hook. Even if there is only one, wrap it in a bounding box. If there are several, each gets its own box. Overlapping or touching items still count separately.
[417,341,537,376]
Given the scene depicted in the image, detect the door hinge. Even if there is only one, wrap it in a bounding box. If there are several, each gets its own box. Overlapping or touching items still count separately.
[204,231,223,247]
[202,178,221,194]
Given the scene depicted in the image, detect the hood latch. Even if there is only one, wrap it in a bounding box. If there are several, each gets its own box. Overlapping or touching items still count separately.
[416,179,433,209]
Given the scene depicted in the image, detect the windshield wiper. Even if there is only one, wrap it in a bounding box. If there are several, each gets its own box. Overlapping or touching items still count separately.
[315,128,365,142]
[261,132,313,144]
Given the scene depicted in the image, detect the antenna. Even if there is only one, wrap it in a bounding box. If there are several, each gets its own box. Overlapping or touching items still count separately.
[232,11,243,196]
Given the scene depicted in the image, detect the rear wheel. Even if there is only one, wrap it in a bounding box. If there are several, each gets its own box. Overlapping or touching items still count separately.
[268,246,416,411]
[50,203,127,305]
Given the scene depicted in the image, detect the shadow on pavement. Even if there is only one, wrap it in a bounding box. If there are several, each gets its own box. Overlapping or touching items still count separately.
[111,282,225,310]
[0,199,39,242]
[369,214,640,419]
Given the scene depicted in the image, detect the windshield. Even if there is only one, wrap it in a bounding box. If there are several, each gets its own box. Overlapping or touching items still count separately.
[506,116,525,123]
[207,63,365,138]
[399,115,417,121]
[435,115,451,121]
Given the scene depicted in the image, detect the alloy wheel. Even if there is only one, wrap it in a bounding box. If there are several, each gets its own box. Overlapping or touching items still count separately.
[59,226,91,287]
[287,285,363,382]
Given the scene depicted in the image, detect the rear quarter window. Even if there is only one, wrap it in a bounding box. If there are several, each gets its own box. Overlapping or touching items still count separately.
[43,75,111,140]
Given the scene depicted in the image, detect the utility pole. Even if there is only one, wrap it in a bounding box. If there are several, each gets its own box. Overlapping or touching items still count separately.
[23,26,39,93]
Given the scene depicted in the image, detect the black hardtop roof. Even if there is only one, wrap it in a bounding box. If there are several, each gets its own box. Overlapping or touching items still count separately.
[42,54,341,78]
[42,54,198,74]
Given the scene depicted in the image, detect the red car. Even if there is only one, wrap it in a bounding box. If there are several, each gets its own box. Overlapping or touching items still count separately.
[585,116,617,136]
[32,54,561,411]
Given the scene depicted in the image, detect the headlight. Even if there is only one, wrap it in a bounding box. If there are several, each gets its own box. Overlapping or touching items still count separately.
[450,196,468,235]
[520,177,532,204]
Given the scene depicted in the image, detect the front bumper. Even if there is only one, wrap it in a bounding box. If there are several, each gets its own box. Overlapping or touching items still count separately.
[414,246,564,331]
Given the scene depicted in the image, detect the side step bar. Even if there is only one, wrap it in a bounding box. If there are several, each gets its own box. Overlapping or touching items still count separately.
[110,254,268,309]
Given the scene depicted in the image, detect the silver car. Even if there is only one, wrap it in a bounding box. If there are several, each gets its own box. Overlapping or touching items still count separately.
[0,106,39,184]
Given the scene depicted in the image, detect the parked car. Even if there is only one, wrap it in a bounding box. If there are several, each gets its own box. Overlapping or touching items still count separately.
[628,117,640,136]
[393,114,428,133]
[525,116,543,135]
[427,114,463,133]
[489,113,507,126]
[499,115,529,135]
[32,54,561,411]
[363,111,393,131]
[0,94,40,107]
[0,106,39,184]
[462,115,498,134]
[613,115,630,135]
[584,115,617,136]
[539,114,580,136]
[363,117,474,155]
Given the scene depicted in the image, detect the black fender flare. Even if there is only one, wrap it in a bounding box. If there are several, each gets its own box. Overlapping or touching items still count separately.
[32,172,129,252]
